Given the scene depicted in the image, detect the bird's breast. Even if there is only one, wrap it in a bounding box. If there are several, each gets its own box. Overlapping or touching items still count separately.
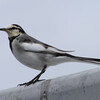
[11,41,46,70]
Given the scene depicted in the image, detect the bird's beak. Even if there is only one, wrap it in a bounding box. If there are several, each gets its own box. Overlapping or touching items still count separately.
[0,28,7,31]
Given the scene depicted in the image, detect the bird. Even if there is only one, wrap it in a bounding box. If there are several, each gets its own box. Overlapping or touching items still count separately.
[0,24,100,86]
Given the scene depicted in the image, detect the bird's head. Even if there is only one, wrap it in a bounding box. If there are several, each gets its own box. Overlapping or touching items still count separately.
[0,24,26,37]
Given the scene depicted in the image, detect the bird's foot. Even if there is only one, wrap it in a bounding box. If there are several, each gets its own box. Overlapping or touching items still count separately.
[18,65,47,86]
[18,79,45,86]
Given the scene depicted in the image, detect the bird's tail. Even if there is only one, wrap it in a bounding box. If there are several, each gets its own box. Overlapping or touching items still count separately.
[72,55,100,65]
[47,52,100,66]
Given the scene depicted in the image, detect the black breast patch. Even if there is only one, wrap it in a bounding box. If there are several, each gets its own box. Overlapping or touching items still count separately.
[8,34,20,52]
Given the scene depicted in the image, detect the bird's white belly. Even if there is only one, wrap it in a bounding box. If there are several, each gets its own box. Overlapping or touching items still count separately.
[12,48,46,70]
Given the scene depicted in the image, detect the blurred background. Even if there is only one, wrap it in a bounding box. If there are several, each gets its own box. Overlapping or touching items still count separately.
[0,0,100,90]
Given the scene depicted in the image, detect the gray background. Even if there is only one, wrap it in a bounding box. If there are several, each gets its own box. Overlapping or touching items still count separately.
[0,0,100,90]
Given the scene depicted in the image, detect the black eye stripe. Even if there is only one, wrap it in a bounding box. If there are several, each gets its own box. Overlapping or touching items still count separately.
[9,27,18,30]
[8,27,25,33]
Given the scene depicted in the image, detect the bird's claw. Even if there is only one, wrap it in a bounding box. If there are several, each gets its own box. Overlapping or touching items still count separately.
[18,79,45,86]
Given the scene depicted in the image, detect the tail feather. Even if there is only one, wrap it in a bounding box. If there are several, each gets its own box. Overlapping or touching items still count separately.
[47,51,100,65]
[73,56,100,65]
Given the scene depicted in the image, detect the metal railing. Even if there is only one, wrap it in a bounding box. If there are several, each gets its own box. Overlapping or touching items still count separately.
[0,68,100,100]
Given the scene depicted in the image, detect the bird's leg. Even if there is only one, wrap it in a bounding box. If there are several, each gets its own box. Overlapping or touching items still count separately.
[18,65,47,86]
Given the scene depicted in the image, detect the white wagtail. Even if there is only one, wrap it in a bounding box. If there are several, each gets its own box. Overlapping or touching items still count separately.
[0,24,100,86]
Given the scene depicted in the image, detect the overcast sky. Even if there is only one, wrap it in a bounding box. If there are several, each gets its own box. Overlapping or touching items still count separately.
[0,0,100,90]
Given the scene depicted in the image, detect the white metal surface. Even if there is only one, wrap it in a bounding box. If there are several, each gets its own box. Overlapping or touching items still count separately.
[0,68,100,100]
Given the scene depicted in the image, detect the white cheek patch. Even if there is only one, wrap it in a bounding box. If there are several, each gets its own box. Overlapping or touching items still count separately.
[8,30,20,37]
[12,30,19,34]
[21,43,46,51]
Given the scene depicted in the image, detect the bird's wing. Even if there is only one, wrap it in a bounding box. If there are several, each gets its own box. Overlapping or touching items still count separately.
[21,42,74,55]
[19,34,74,54]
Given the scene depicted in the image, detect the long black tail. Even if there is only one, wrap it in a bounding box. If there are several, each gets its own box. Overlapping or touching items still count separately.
[72,55,100,65]
[55,52,100,65]
[42,50,100,65]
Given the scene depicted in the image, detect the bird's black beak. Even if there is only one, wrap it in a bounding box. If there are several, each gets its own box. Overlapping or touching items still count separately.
[0,28,7,31]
